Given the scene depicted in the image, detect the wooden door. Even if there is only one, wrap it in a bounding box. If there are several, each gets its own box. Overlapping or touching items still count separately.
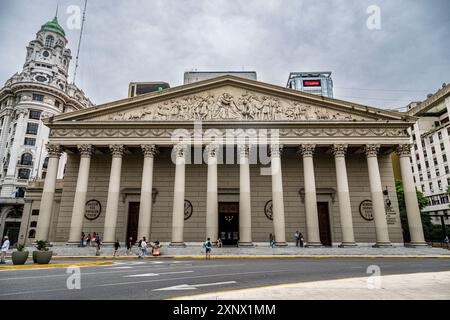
[317,202,332,246]
[126,202,140,243]
[218,202,239,245]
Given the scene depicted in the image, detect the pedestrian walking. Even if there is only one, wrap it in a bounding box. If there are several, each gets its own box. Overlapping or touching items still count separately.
[1,236,10,264]
[269,233,275,248]
[91,232,97,247]
[444,235,449,249]
[216,238,223,248]
[299,232,304,247]
[204,237,212,260]
[294,230,300,247]
[79,232,85,247]
[95,233,101,256]
[113,240,120,257]
[86,233,91,247]
[139,237,148,258]
[126,237,133,255]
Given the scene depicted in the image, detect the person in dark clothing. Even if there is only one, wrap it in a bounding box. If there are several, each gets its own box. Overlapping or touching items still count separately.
[126,237,133,255]
[299,232,304,247]
[113,240,120,257]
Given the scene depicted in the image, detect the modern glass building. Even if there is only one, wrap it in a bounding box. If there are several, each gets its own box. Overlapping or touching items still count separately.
[287,72,334,98]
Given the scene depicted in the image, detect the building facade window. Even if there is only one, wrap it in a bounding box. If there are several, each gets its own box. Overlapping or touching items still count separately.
[26,122,39,135]
[30,221,37,228]
[28,230,36,239]
[17,169,30,179]
[24,137,36,146]
[444,154,448,162]
[42,157,49,169]
[20,153,33,165]
[31,209,39,216]
[45,35,54,47]
[29,110,41,120]
[32,94,44,102]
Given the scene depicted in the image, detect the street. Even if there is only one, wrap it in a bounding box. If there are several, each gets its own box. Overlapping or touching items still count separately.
[1,258,449,300]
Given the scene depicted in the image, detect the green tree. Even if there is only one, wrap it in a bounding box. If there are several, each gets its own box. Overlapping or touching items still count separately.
[395,180,432,242]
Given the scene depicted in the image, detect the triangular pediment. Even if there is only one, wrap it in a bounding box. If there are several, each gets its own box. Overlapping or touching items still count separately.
[50,76,413,123]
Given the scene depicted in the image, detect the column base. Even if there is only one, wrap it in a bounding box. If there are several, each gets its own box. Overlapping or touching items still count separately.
[238,242,254,247]
[274,242,288,247]
[305,242,324,247]
[169,242,186,248]
[372,242,392,248]
[404,242,430,248]
[338,242,357,248]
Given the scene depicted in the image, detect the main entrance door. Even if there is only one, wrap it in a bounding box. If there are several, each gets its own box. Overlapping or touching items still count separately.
[126,202,140,243]
[317,202,332,246]
[218,202,239,246]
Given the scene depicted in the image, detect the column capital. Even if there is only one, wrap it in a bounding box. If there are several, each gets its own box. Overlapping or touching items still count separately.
[332,144,348,157]
[109,144,125,158]
[298,144,316,157]
[174,144,188,158]
[396,144,412,158]
[238,144,250,158]
[269,144,284,157]
[141,145,159,158]
[15,108,28,118]
[46,144,63,158]
[364,144,380,158]
[205,144,219,158]
[77,144,94,158]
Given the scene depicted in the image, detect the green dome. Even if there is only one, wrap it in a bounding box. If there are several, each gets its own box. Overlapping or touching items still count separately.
[41,16,65,37]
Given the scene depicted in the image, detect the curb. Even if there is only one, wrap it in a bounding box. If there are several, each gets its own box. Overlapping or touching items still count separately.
[0,261,113,270]
[40,255,450,260]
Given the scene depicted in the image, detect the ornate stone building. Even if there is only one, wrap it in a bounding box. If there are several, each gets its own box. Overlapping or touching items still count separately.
[0,15,93,245]
[23,75,426,247]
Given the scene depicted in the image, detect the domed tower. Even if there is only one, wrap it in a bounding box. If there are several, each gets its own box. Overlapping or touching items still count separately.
[23,16,72,90]
[0,14,93,245]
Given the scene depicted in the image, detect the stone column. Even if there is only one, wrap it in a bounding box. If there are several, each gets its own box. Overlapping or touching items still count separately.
[332,144,356,247]
[299,145,322,246]
[35,144,62,241]
[271,144,287,246]
[170,144,187,247]
[103,145,125,244]
[205,144,219,242]
[137,145,158,242]
[396,144,427,247]
[365,144,391,247]
[67,145,94,244]
[238,144,253,246]
[0,108,13,167]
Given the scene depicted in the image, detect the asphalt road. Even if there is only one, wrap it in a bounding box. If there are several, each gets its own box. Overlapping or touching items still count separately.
[0,258,449,300]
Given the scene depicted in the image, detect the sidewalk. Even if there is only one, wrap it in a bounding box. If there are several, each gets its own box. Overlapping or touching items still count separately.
[5,243,450,259]
[172,271,450,300]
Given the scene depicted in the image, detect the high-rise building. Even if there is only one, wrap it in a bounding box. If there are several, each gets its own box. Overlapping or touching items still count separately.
[184,71,257,85]
[286,72,334,98]
[405,83,450,228]
[0,15,93,245]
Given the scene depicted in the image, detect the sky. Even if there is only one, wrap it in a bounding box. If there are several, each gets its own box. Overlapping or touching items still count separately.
[0,0,449,110]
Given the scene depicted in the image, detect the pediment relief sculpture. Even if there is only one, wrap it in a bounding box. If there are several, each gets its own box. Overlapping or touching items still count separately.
[88,90,370,122]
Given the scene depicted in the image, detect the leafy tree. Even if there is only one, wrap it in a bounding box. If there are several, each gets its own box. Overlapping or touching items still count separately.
[395,180,432,242]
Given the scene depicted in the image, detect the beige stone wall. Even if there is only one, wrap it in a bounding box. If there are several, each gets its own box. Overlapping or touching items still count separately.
[53,148,403,243]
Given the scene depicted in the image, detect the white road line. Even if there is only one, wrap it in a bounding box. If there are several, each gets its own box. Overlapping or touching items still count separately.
[104,266,133,270]
[124,271,194,277]
[154,281,236,291]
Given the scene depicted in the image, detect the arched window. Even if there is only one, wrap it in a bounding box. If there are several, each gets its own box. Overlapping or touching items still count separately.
[45,35,54,47]
[42,157,49,169]
[30,221,37,228]
[28,230,36,239]
[21,153,33,166]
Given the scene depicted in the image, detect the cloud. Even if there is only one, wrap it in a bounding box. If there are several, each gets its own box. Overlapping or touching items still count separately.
[0,0,449,109]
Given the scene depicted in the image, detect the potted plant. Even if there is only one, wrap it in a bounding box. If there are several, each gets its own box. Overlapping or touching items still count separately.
[33,240,52,264]
[12,244,29,265]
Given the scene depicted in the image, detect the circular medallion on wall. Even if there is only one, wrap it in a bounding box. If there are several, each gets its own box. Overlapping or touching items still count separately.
[35,75,47,82]
[84,199,102,221]
[184,200,193,221]
[42,51,50,58]
[359,200,374,221]
[264,200,273,221]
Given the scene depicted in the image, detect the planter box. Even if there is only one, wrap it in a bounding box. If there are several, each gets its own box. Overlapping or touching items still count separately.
[12,251,29,265]
[34,251,53,264]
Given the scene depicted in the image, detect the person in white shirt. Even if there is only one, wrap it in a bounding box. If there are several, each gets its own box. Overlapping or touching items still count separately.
[1,236,10,264]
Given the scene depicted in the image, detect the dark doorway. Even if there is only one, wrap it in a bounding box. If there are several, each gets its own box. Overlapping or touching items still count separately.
[126,202,140,243]
[218,202,239,246]
[3,222,21,247]
[317,202,332,246]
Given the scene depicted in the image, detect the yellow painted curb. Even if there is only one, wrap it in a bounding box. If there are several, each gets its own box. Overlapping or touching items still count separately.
[0,261,113,270]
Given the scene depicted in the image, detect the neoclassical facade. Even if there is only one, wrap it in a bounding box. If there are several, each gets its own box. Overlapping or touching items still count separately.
[27,76,426,247]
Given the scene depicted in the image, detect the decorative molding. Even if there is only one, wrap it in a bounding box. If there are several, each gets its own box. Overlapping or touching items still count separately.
[269,144,283,157]
[364,144,380,158]
[46,144,63,158]
[396,144,411,158]
[238,144,250,158]
[141,145,159,158]
[173,144,188,158]
[205,144,219,158]
[332,144,348,157]
[298,144,316,157]
[109,144,125,158]
[77,144,94,158]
